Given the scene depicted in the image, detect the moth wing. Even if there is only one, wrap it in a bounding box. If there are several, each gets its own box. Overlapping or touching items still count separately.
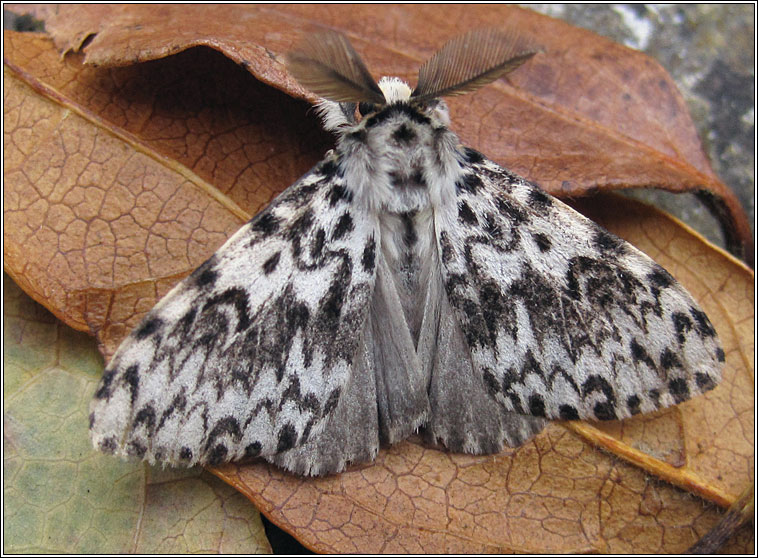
[435,151,724,424]
[271,248,431,475]
[418,262,548,453]
[90,158,379,469]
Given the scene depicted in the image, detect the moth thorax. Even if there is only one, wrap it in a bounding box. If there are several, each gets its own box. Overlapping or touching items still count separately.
[378,77,413,104]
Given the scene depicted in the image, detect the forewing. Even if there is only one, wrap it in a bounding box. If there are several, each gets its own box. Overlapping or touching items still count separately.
[90,157,379,467]
[437,150,724,423]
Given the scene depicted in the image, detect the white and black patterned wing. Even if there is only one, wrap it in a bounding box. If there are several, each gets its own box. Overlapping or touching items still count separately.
[271,248,431,475]
[90,157,379,469]
[436,149,724,423]
[417,259,548,453]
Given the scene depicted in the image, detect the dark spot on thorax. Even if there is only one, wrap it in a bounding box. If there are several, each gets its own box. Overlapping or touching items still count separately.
[401,211,417,247]
[392,123,416,143]
[411,169,427,188]
[346,129,367,143]
[364,103,431,128]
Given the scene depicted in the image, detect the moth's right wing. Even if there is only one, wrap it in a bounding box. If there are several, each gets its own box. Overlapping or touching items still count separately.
[90,157,380,471]
[434,151,723,429]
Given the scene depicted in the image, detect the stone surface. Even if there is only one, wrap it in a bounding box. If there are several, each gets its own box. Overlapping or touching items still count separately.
[529,4,754,247]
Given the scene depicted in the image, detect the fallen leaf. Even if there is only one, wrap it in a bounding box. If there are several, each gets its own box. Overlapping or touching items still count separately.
[42,4,753,260]
[3,275,272,554]
[687,484,754,553]
[4,30,330,350]
[209,194,753,553]
[2,7,754,554]
[4,7,752,343]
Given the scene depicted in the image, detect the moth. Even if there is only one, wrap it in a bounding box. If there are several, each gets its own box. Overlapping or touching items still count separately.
[90,29,724,476]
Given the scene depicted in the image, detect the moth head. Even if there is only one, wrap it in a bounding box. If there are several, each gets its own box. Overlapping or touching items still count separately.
[285,28,540,115]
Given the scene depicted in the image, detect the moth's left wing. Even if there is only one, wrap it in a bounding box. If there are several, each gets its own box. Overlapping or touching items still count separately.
[90,157,379,469]
[436,150,724,423]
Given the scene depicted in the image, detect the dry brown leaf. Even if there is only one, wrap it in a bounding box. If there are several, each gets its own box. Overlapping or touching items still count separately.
[40,4,752,260]
[209,194,753,554]
[4,30,330,347]
[3,6,754,554]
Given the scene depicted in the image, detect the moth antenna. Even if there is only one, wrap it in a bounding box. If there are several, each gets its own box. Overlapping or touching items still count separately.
[286,30,386,104]
[412,28,540,101]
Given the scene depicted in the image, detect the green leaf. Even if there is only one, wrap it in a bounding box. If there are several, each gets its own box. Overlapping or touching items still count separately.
[3,275,272,553]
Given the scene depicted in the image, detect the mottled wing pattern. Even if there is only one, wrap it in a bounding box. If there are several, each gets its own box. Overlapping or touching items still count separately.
[271,249,431,475]
[90,158,379,467]
[418,264,548,454]
[437,149,724,422]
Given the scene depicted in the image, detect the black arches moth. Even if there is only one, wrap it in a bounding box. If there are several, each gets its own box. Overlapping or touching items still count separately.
[90,29,724,476]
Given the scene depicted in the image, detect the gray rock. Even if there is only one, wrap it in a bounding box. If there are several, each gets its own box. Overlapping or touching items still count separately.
[528,4,754,251]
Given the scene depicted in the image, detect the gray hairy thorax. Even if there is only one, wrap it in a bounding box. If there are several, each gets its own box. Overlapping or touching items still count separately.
[333,100,460,346]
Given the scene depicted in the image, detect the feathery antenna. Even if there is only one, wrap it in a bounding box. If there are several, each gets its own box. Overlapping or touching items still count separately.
[412,28,540,101]
[285,30,385,104]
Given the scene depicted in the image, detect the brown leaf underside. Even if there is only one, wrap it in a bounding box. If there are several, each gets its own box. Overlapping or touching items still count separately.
[39,4,751,258]
[3,7,754,555]
[206,194,753,553]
